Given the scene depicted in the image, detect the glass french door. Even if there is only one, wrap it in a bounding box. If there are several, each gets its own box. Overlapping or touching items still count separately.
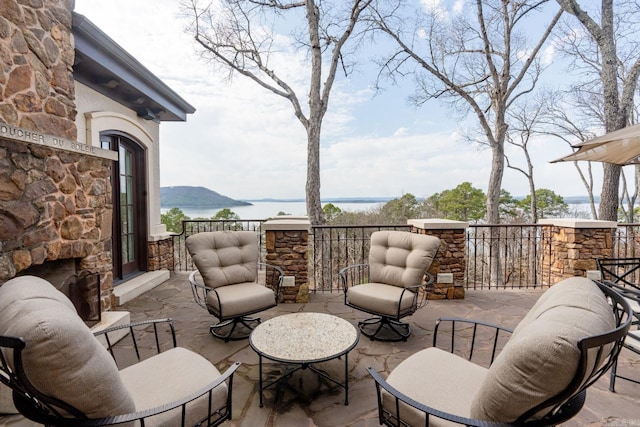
[101,134,147,282]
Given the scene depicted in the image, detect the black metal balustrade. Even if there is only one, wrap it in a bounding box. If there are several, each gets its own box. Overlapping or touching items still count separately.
[464,224,552,290]
[172,220,640,292]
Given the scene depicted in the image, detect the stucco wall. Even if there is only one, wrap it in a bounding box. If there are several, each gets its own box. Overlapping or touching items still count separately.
[74,82,167,239]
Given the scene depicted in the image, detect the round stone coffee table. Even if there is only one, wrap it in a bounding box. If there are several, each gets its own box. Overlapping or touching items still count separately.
[249,312,359,407]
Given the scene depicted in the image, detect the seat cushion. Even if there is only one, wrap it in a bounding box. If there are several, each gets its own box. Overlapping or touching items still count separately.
[369,231,440,288]
[0,276,136,419]
[384,347,487,427]
[119,347,228,427]
[186,231,259,288]
[470,277,616,421]
[346,283,416,317]
[206,282,276,319]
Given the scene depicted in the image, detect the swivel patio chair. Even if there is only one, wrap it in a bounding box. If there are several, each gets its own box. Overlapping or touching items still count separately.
[0,275,239,427]
[367,277,632,426]
[186,230,283,342]
[597,257,640,391]
[339,230,440,341]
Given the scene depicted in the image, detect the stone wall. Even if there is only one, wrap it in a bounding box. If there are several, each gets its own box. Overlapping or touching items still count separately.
[263,218,310,303]
[0,0,77,139]
[148,238,174,271]
[0,1,118,310]
[539,219,616,284]
[0,138,115,310]
[410,219,467,299]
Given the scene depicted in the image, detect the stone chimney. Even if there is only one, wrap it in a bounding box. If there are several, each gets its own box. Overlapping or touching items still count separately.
[1,0,117,314]
[0,0,77,138]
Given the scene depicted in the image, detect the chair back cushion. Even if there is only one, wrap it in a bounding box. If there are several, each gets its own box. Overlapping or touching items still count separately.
[0,276,136,419]
[369,231,440,288]
[186,231,259,288]
[470,277,616,421]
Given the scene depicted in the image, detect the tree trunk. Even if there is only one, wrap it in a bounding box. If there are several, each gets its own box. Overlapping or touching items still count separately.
[598,163,621,221]
[306,123,323,225]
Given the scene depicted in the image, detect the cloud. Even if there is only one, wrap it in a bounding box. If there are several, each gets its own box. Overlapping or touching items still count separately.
[75,0,603,201]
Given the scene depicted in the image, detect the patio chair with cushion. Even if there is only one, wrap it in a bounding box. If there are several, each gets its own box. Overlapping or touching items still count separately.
[0,275,239,427]
[367,277,632,426]
[186,230,283,341]
[597,257,640,391]
[339,230,440,342]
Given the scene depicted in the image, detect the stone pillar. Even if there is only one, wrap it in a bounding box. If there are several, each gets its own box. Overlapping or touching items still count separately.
[538,219,617,284]
[263,217,310,303]
[409,219,468,299]
[148,237,174,271]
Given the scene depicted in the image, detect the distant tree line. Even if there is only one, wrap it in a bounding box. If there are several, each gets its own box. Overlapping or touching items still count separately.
[162,183,577,232]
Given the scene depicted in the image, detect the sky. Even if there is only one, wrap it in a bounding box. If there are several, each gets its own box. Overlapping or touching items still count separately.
[73,0,605,201]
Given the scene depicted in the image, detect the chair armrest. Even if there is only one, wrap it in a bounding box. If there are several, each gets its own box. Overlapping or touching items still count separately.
[366,366,517,427]
[433,317,513,367]
[258,262,284,297]
[16,362,241,427]
[93,319,177,367]
[338,264,369,292]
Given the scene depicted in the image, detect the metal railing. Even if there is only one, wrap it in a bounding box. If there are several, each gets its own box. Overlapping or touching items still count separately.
[309,224,553,292]
[172,219,266,272]
[171,221,640,292]
[464,224,551,290]
[310,224,412,292]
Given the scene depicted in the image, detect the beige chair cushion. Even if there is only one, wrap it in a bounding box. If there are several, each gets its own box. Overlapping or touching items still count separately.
[346,283,416,316]
[470,277,616,421]
[0,276,136,419]
[0,381,16,414]
[186,231,259,288]
[385,347,487,427]
[119,347,228,427]
[0,414,41,426]
[206,282,276,318]
[369,231,440,288]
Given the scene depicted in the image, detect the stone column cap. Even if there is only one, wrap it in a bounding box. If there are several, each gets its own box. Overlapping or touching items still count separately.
[537,218,618,228]
[408,218,469,230]
[263,216,311,231]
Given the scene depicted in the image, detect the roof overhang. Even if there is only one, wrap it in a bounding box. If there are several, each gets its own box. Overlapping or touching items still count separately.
[72,12,196,122]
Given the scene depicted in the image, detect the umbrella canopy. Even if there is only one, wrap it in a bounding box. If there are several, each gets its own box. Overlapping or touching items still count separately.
[551,123,640,165]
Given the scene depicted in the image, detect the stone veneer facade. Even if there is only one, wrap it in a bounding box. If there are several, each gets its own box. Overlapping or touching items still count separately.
[0,0,76,138]
[409,219,467,299]
[538,219,616,284]
[0,0,118,310]
[263,218,310,303]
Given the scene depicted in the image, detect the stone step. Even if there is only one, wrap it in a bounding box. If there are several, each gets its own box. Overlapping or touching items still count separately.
[113,270,170,306]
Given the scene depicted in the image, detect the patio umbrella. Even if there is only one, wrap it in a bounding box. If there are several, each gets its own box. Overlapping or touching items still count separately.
[551,123,640,165]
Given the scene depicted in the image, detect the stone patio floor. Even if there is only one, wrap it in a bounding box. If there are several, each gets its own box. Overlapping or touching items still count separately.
[120,272,640,426]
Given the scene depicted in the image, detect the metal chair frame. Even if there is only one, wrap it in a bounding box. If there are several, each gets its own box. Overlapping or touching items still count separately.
[340,263,434,342]
[0,319,239,426]
[597,257,640,390]
[368,281,632,426]
[188,262,283,342]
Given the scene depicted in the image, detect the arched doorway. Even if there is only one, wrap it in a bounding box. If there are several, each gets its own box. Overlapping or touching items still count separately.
[101,133,148,282]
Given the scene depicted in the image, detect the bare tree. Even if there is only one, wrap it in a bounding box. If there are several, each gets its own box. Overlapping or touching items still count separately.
[505,95,548,223]
[182,0,372,224]
[556,0,640,221]
[369,0,562,225]
[369,0,561,286]
[540,89,599,218]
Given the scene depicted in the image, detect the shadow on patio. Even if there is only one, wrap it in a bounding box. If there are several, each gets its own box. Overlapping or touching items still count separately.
[121,272,640,427]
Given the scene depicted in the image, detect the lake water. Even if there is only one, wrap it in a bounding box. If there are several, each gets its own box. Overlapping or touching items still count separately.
[161,201,385,220]
[162,201,597,221]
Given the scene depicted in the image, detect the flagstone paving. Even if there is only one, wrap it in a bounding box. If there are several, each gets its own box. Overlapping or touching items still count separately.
[121,272,640,426]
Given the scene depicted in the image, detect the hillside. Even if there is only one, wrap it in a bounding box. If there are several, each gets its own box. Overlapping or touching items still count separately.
[160,186,252,208]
